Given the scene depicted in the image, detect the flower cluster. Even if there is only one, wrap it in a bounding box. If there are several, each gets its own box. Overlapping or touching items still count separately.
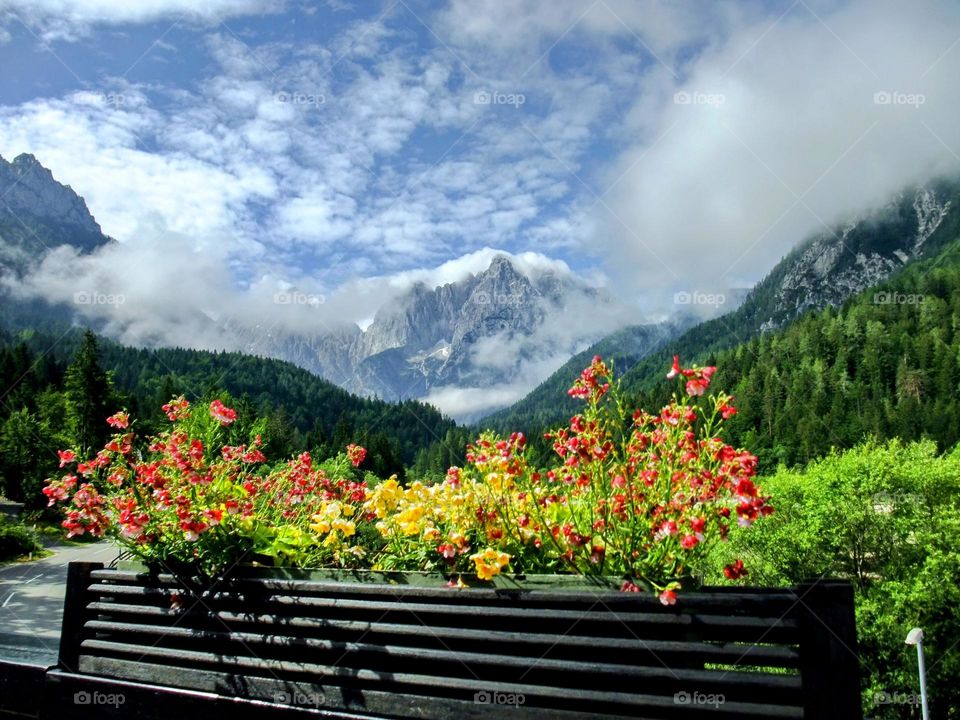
[360,355,772,599]
[44,357,772,599]
[44,397,370,575]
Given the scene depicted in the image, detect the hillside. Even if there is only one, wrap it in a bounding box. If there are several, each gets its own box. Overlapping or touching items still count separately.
[0,326,458,511]
[488,176,960,433]
[623,236,960,471]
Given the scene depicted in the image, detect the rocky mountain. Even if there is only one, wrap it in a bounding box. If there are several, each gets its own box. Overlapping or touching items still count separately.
[0,153,109,274]
[259,255,634,420]
[753,178,957,333]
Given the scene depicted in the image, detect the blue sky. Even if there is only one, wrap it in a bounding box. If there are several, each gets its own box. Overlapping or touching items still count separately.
[2,0,960,327]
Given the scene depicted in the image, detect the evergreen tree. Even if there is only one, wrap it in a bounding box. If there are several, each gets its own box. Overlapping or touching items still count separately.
[64,330,113,455]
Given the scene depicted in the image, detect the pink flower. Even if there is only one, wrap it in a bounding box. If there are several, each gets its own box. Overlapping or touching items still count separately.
[209,399,237,425]
[106,411,129,429]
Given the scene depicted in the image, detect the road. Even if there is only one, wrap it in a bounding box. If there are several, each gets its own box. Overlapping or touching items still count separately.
[0,540,118,664]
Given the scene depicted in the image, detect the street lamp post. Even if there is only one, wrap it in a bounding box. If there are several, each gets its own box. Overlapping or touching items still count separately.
[904,628,929,720]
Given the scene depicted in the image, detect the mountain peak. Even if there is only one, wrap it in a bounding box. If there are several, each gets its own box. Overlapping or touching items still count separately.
[0,152,104,241]
[0,153,111,269]
[12,153,44,168]
[487,254,515,270]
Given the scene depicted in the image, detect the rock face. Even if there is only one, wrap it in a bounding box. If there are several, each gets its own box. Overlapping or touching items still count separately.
[281,255,616,407]
[755,180,956,333]
[0,153,109,273]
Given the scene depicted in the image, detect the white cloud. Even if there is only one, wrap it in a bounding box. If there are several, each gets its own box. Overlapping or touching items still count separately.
[423,384,533,423]
[4,0,960,416]
[0,91,276,247]
[597,0,960,301]
[0,0,282,42]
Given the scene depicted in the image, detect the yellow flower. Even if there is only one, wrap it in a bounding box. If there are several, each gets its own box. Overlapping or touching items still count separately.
[332,518,356,537]
[423,526,440,542]
[396,505,424,535]
[310,518,331,535]
[470,548,511,580]
[363,476,402,518]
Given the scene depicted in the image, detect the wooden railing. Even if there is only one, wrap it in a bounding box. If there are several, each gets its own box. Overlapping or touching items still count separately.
[1,562,863,719]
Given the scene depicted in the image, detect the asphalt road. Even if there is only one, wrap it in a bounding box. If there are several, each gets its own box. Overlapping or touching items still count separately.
[0,540,118,664]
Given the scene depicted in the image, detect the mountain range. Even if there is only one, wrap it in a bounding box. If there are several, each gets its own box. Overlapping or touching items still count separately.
[0,153,655,421]
[3,151,960,432]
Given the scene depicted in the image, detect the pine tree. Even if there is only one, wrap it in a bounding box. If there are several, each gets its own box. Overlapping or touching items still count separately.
[64,330,113,455]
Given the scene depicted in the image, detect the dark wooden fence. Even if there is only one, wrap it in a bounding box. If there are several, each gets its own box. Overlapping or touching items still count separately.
[1,562,863,719]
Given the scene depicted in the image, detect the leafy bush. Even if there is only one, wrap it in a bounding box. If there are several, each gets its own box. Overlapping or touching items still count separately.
[0,517,43,560]
[706,439,960,718]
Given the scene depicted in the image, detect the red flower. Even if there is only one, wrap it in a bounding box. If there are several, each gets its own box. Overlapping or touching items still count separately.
[666,355,682,379]
[654,519,678,540]
[659,589,677,606]
[58,449,76,468]
[724,559,749,580]
[209,399,237,426]
[621,580,642,593]
[718,398,737,419]
[162,396,190,422]
[180,519,208,542]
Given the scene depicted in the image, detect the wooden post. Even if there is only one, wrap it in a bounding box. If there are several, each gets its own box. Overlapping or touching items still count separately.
[796,580,863,719]
[57,562,103,674]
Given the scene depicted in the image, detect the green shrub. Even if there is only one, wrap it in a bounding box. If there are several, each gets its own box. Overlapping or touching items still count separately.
[704,439,960,718]
[0,518,43,560]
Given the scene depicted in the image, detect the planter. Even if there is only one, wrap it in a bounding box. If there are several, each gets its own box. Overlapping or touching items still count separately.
[127,558,640,591]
